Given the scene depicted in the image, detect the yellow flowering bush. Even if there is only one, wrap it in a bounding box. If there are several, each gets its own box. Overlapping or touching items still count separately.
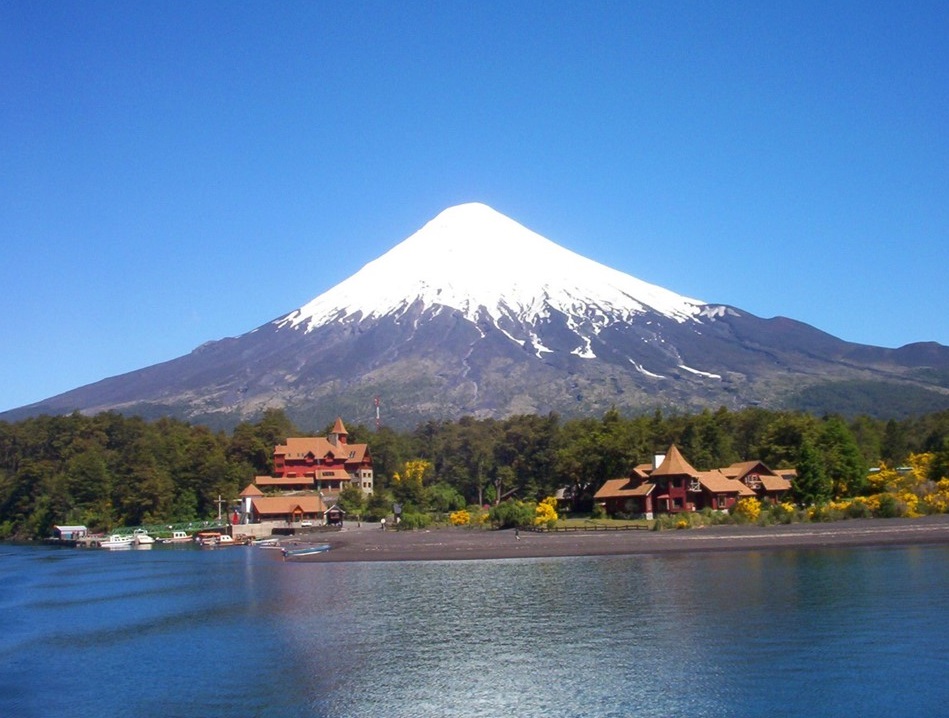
[863,494,882,514]
[767,501,797,524]
[922,478,949,514]
[733,497,761,523]
[828,499,850,513]
[449,509,470,526]
[534,496,559,527]
[867,465,901,493]
[898,490,920,517]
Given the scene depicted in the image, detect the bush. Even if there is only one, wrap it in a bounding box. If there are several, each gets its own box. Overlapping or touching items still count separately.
[653,514,680,530]
[767,501,797,525]
[396,512,431,530]
[449,509,470,526]
[534,497,559,528]
[732,498,762,524]
[490,500,535,529]
[845,497,873,519]
[875,493,903,519]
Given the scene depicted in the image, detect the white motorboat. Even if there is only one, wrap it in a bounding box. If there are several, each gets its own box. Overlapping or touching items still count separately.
[159,530,191,544]
[98,534,134,549]
[133,529,155,546]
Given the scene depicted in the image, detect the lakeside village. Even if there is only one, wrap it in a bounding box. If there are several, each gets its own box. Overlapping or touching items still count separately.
[49,414,892,551]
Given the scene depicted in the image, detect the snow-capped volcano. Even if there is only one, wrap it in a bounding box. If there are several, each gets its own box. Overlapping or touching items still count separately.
[6,203,949,429]
[278,203,704,337]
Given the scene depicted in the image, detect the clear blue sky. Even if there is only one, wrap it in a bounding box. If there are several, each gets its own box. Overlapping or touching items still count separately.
[2,1,947,413]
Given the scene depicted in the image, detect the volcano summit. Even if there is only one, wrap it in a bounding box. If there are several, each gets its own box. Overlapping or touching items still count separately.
[5,203,949,428]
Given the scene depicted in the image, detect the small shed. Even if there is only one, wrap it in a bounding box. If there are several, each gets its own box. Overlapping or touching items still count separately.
[52,525,88,540]
[325,504,346,527]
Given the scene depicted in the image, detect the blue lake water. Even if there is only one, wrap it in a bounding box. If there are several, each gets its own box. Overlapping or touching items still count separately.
[1,541,947,717]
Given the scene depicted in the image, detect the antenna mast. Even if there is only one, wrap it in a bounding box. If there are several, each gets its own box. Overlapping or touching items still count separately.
[374,396,381,430]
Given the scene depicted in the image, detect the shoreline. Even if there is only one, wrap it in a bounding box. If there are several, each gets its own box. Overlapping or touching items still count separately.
[279,514,949,563]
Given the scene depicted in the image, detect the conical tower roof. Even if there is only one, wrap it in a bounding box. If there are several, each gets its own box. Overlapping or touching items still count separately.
[331,417,348,435]
[650,444,699,477]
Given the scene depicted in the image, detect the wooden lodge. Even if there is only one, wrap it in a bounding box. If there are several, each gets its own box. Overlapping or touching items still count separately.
[268,417,374,495]
[248,495,327,525]
[594,444,792,519]
[235,417,371,530]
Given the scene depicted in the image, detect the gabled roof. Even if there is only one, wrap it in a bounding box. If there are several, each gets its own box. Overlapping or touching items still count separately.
[251,495,326,515]
[722,460,773,480]
[255,475,315,487]
[697,470,756,495]
[345,444,370,462]
[239,483,264,497]
[759,474,792,492]
[594,478,655,499]
[275,436,370,463]
[650,444,699,477]
[720,460,790,493]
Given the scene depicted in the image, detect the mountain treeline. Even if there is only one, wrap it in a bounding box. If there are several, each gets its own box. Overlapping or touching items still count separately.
[2,406,949,539]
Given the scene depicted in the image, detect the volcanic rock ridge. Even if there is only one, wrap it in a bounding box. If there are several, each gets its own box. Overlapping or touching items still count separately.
[5,203,949,428]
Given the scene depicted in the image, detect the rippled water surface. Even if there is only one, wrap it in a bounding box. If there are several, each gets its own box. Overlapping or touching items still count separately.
[1,542,947,717]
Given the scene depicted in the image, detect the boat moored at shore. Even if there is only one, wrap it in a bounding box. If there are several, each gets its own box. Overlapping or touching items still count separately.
[133,529,155,546]
[159,530,191,544]
[98,534,135,549]
[282,544,330,560]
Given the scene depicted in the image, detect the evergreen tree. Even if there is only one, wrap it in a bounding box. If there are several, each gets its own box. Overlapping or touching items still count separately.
[819,416,867,497]
[793,438,832,506]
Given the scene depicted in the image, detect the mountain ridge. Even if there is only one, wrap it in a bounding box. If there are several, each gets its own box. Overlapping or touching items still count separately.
[4,203,949,428]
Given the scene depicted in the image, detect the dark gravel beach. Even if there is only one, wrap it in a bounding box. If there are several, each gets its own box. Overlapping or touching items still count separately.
[280,515,949,563]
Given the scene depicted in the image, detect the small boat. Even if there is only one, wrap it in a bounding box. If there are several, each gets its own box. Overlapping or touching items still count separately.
[282,544,330,559]
[195,531,222,546]
[253,537,282,549]
[195,531,240,547]
[159,530,191,544]
[133,529,155,546]
[99,534,135,549]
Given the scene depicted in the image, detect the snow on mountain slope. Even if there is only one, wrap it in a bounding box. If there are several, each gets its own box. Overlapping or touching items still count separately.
[277,203,705,337]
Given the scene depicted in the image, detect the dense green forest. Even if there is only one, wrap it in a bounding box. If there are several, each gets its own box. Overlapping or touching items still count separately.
[2,406,949,539]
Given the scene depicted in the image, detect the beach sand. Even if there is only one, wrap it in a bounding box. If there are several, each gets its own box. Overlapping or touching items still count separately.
[278,515,949,563]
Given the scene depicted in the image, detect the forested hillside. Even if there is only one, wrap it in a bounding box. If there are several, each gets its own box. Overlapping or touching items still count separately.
[2,406,948,539]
